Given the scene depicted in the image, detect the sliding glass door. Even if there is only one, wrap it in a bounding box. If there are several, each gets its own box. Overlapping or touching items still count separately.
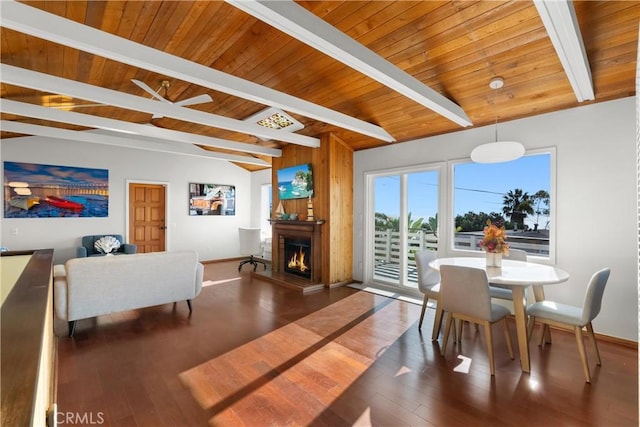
[371,168,439,291]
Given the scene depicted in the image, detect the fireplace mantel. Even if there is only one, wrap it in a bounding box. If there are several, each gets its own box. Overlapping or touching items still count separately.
[269,219,325,226]
[270,219,324,288]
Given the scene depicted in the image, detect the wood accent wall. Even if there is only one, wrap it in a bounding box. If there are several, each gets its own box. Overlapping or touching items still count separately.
[272,133,353,287]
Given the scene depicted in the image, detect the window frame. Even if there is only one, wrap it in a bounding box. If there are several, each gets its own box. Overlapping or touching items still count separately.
[363,161,445,289]
[445,147,557,264]
[260,183,272,240]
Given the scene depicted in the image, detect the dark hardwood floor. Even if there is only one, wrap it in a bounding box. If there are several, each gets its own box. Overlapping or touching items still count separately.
[56,260,638,426]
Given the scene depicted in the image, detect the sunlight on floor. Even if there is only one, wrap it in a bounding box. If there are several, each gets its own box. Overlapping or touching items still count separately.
[202,277,241,287]
[394,366,412,377]
[348,283,424,306]
[354,407,372,426]
[178,291,416,425]
[454,355,472,373]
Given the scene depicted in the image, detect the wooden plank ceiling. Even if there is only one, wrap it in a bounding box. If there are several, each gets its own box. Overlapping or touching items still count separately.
[1,1,638,171]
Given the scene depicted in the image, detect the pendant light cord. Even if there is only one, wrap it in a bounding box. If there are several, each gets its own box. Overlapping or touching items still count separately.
[494,83,498,143]
[471,77,524,163]
[489,77,504,143]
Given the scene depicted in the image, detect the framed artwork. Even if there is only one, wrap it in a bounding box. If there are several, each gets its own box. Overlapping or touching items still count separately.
[277,163,313,200]
[3,161,109,218]
[189,183,235,216]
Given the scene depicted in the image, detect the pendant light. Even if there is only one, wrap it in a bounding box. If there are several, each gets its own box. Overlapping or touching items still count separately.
[470,77,525,163]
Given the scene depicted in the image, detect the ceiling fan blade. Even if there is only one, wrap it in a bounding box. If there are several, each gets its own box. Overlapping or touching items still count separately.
[131,79,170,103]
[151,94,212,119]
[52,103,107,109]
[174,94,213,107]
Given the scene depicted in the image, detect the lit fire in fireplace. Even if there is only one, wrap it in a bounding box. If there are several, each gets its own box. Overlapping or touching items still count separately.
[287,246,309,272]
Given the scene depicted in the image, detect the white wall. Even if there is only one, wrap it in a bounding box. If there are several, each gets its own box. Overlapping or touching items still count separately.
[354,97,638,341]
[251,168,272,230]
[1,136,255,264]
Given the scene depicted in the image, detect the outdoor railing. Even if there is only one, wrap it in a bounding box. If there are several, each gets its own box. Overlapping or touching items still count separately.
[374,229,550,275]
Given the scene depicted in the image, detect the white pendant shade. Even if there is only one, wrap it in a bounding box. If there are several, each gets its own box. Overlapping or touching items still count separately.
[471,141,525,163]
[472,77,525,163]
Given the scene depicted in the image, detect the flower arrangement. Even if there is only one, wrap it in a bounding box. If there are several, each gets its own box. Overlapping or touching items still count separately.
[94,235,121,254]
[478,220,509,254]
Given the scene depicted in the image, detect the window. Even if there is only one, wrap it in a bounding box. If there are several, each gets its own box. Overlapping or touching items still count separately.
[451,151,554,259]
[260,184,272,240]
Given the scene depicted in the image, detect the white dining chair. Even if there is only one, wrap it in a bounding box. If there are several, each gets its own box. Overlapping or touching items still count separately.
[489,248,528,300]
[526,268,611,383]
[414,249,444,341]
[440,265,514,375]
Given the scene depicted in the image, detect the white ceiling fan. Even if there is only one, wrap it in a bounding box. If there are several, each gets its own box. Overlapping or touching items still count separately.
[131,79,213,119]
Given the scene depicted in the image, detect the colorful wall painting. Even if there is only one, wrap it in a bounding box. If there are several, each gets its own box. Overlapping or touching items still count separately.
[189,183,235,216]
[3,161,109,218]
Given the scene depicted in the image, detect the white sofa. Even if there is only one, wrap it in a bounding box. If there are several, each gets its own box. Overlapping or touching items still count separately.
[54,250,204,336]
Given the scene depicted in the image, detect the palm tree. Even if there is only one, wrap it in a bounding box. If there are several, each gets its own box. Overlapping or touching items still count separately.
[531,190,550,232]
[424,214,438,237]
[375,212,424,231]
[407,212,424,231]
[502,188,534,231]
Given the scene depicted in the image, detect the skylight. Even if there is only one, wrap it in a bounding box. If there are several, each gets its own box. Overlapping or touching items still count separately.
[245,107,304,132]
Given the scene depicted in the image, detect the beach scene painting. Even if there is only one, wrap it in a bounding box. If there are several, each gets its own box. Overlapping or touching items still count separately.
[277,163,314,200]
[3,161,109,218]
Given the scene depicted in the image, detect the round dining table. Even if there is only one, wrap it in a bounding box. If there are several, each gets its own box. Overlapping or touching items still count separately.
[428,256,570,373]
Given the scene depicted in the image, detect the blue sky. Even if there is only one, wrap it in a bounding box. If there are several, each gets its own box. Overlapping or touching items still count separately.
[374,153,550,228]
[4,161,108,187]
[277,163,311,184]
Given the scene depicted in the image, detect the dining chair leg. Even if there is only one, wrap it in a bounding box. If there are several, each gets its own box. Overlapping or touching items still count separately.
[456,319,464,343]
[483,321,496,376]
[503,318,514,359]
[528,318,550,344]
[441,314,454,356]
[532,285,553,345]
[431,304,444,341]
[527,316,535,341]
[451,315,457,342]
[418,295,429,330]
[538,322,547,347]
[542,324,552,344]
[574,325,592,383]
[586,322,602,366]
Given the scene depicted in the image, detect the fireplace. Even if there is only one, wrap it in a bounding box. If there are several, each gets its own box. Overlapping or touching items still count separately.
[270,219,324,286]
[284,238,312,279]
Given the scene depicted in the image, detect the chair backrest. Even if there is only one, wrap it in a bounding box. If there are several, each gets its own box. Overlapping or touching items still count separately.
[440,265,492,320]
[580,268,611,324]
[238,228,263,256]
[504,248,527,261]
[414,250,440,293]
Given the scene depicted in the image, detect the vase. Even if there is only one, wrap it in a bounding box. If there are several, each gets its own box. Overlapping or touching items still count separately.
[486,252,502,267]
